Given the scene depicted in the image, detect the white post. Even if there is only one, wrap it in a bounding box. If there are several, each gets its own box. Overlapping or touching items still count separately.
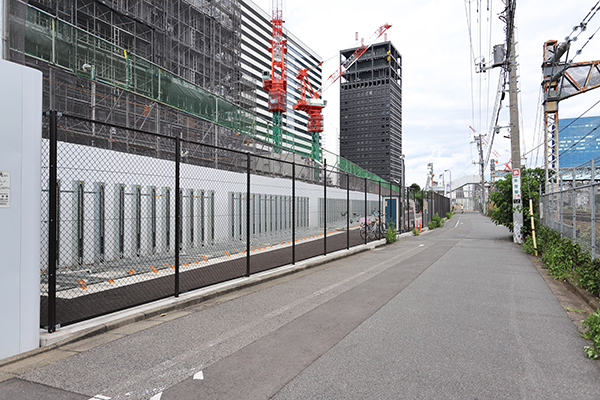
[0,60,43,360]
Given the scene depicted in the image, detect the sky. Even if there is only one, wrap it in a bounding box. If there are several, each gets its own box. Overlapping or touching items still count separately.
[260,0,600,188]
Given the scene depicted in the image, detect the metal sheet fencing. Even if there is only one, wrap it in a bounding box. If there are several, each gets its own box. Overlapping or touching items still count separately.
[41,112,420,330]
[540,183,599,259]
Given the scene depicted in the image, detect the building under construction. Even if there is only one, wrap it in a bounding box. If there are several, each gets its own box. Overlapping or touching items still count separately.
[4,0,321,157]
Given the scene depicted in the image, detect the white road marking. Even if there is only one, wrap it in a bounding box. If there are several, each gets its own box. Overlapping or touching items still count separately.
[89,396,111,400]
[455,219,460,229]
[149,393,162,400]
[194,371,204,380]
[419,244,425,247]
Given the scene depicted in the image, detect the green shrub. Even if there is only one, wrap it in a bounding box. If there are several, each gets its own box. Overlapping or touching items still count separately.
[523,235,537,255]
[576,258,600,297]
[386,222,397,244]
[583,310,600,359]
[445,211,454,220]
[428,213,444,230]
[412,228,419,236]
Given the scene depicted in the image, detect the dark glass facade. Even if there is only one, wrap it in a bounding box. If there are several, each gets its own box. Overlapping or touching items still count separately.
[339,42,402,184]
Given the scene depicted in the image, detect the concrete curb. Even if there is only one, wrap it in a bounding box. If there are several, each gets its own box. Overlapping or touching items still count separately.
[0,239,388,368]
[563,279,600,312]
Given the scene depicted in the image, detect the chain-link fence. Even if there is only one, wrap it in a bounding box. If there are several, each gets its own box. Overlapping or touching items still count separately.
[41,112,432,330]
[422,190,451,228]
[540,182,600,259]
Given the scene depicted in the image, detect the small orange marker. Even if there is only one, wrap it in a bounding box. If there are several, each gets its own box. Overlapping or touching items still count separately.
[108,279,114,283]
[195,260,200,264]
[128,269,134,274]
[171,265,175,269]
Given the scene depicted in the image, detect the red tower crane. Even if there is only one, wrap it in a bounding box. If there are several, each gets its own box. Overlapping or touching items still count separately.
[261,0,287,152]
[293,23,392,161]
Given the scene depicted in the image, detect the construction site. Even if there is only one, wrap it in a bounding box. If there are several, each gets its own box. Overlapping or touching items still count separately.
[0,0,418,335]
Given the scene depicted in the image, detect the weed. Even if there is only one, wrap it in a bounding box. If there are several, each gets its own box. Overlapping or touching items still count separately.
[428,213,444,230]
[582,310,600,359]
[412,228,419,236]
[564,307,584,313]
[386,222,397,244]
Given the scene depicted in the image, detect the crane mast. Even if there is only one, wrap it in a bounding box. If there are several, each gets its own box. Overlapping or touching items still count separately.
[293,23,392,161]
[262,0,287,152]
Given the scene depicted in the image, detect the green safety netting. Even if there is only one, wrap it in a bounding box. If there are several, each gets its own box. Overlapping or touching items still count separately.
[12,1,392,185]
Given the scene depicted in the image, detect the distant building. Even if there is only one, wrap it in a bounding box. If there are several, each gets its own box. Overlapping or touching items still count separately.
[5,0,321,154]
[339,41,402,184]
[240,1,322,153]
[558,115,600,168]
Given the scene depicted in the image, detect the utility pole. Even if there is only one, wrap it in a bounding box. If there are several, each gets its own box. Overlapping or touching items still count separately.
[506,0,523,243]
[473,134,485,212]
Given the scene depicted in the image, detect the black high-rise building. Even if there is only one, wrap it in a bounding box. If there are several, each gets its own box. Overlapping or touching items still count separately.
[339,42,402,185]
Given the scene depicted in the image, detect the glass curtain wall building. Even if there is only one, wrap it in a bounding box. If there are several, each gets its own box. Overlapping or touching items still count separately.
[558,115,600,168]
[339,41,402,184]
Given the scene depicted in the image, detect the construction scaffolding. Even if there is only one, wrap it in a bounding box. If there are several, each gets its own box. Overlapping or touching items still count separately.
[7,0,389,183]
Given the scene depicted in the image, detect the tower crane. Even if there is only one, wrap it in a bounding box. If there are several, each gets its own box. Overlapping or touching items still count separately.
[262,0,287,152]
[293,23,392,161]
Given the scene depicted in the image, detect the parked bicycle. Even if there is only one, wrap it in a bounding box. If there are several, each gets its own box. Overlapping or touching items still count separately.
[359,212,387,240]
[341,211,361,225]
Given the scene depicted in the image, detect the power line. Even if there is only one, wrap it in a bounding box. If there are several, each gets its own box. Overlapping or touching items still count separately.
[559,121,600,158]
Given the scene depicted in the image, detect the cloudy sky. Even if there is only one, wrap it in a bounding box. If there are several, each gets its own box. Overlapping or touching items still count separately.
[260,0,600,188]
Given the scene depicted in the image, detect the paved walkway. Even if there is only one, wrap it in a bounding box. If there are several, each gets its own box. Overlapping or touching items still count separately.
[1,212,600,399]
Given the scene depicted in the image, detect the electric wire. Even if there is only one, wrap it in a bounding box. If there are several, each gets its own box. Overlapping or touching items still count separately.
[556,97,600,157]
[464,0,478,129]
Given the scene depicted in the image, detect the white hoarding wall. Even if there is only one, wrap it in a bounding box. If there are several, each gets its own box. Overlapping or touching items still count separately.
[41,140,380,271]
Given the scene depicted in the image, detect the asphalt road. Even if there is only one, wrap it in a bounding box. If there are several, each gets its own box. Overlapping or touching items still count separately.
[2,212,600,399]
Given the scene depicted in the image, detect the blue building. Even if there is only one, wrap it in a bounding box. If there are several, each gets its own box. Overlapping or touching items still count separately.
[558,115,600,168]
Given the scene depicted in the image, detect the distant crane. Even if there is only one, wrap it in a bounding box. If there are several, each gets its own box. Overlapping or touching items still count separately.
[293,23,392,161]
[262,0,287,152]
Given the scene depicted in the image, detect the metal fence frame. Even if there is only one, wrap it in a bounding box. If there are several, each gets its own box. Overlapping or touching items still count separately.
[42,111,426,332]
[540,179,599,260]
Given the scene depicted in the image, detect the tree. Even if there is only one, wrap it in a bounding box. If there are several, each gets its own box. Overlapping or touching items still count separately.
[409,183,423,212]
[488,167,546,237]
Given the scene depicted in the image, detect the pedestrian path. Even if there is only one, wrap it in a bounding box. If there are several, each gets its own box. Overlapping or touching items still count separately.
[1,212,599,399]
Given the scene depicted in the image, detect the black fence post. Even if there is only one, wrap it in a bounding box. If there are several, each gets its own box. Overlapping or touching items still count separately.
[174,136,180,297]
[384,182,399,232]
[323,159,327,256]
[346,173,350,250]
[378,181,382,239]
[246,153,251,276]
[48,110,58,333]
[292,161,296,264]
[364,177,368,245]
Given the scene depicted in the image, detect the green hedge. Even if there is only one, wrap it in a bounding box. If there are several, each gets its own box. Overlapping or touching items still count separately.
[524,225,600,296]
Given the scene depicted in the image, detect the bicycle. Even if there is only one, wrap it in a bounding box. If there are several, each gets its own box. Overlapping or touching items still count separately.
[341,211,361,225]
[359,212,387,240]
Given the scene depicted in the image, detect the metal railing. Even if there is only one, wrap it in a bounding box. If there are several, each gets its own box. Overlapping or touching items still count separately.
[540,181,599,259]
[41,111,408,331]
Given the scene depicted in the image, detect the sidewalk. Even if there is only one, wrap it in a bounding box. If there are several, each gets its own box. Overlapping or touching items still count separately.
[1,213,599,399]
